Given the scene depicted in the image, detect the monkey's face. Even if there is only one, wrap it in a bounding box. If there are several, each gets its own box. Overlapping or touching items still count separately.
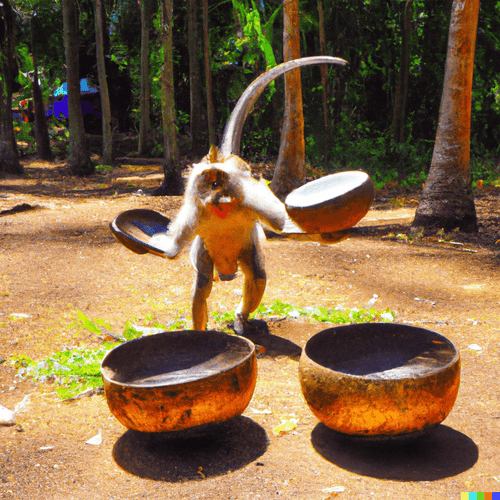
[192,164,246,218]
[187,155,284,226]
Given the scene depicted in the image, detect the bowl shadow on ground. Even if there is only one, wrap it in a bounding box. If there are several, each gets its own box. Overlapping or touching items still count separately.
[241,321,303,358]
[311,423,478,481]
[112,415,268,482]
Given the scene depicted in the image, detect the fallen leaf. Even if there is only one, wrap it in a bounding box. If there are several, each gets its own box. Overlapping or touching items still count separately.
[273,418,298,435]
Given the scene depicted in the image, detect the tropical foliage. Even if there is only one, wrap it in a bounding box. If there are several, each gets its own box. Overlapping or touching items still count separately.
[3,0,500,186]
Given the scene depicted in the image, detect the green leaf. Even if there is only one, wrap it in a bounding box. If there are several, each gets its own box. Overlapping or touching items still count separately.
[77,310,101,335]
[122,320,143,341]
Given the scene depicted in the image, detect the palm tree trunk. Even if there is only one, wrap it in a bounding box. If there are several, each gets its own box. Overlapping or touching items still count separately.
[412,0,479,233]
[270,0,305,201]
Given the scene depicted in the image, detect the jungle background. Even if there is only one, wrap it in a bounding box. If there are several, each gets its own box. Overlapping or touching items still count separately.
[1,0,500,189]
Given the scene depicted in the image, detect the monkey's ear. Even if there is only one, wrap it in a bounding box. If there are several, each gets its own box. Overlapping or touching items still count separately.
[202,146,224,164]
[209,145,218,163]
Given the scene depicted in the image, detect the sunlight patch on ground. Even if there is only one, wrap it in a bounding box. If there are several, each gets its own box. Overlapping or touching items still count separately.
[462,284,485,291]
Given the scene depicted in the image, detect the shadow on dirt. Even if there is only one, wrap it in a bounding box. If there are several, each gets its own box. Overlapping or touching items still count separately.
[311,423,478,481]
[242,321,303,358]
[2,219,117,248]
[112,415,268,481]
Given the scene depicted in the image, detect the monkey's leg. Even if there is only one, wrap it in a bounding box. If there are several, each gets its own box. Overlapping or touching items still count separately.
[234,229,266,335]
[190,236,214,331]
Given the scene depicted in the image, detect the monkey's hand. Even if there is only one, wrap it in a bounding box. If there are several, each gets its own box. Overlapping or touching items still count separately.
[149,201,199,259]
[149,232,184,259]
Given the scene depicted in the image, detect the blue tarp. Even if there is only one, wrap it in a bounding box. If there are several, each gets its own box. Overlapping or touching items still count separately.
[54,79,99,97]
[50,79,101,120]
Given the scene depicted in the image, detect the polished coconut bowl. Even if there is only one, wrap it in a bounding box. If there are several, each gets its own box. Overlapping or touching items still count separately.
[109,208,171,258]
[299,323,460,438]
[285,171,374,234]
[101,330,257,433]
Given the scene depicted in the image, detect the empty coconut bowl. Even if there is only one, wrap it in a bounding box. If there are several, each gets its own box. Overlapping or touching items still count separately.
[109,208,171,257]
[285,171,374,234]
[299,323,460,438]
[101,330,257,433]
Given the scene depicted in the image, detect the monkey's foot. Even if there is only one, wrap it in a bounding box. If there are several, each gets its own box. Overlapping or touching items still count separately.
[233,316,268,336]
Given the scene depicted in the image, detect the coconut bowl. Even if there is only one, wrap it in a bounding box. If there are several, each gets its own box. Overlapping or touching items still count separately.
[285,171,374,234]
[109,208,171,257]
[299,323,460,438]
[101,330,257,433]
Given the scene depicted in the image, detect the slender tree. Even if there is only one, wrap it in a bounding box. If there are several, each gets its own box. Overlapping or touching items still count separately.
[202,0,216,147]
[137,0,152,156]
[318,0,330,168]
[412,0,479,233]
[187,0,204,153]
[0,0,23,175]
[62,0,93,176]
[30,13,53,161]
[95,0,112,164]
[270,0,305,200]
[154,0,184,196]
[391,0,413,143]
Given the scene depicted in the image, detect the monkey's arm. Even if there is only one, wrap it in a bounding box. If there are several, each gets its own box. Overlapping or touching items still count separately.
[149,203,199,259]
[240,178,287,232]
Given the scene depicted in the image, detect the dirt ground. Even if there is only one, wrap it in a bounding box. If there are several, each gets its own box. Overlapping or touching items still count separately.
[1,157,500,500]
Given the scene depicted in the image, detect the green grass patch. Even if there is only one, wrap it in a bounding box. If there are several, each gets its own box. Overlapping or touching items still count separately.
[251,299,394,324]
[12,303,394,399]
[11,343,118,400]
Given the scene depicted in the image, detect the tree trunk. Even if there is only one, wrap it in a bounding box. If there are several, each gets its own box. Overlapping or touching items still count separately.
[153,0,184,196]
[62,0,93,176]
[318,0,330,169]
[412,0,479,233]
[391,0,413,144]
[95,0,113,165]
[31,14,53,162]
[137,0,152,156]
[202,0,216,147]
[31,66,53,162]
[270,0,305,201]
[187,0,204,153]
[0,0,23,175]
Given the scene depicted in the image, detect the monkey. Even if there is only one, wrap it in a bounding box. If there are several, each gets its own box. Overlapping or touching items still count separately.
[112,56,349,334]
[150,148,287,334]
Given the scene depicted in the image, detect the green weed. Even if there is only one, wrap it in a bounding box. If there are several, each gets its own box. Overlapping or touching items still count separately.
[11,342,118,400]
[210,311,236,332]
[251,299,394,324]
[95,164,113,172]
[12,303,394,400]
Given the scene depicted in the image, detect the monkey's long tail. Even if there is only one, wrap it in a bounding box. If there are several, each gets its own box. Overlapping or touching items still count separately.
[219,56,348,159]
